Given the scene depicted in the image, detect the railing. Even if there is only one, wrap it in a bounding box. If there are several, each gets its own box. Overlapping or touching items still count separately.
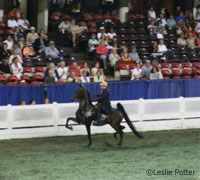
[0,97,200,140]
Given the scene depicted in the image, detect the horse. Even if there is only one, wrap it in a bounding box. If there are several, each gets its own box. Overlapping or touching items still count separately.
[65,86,143,147]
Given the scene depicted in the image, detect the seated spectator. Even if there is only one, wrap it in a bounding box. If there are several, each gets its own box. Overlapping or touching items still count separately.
[81,62,90,76]
[45,41,60,58]
[7,16,18,29]
[9,48,23,64]
[185,26,196,38]
[177,34,187,47]
[130,46,140,62]
[58,19,70,46]
[142,60,152,79]
[186,12,195,27]
[121,46,131,61]
[13,27,24,41]
[29,100,36,105]
[69,62,81,77]
[0,58,11,75]
[0,43,11,59]
[166,15,176,29]
[26,26,39,44]
[155,20,167,35]
[99,33,109,46]
[17,13,30,32]
[109,48,121,67]
[150,66,163,80]
[157,39,168,56]
[22,42,36,58]
[43,97,49,104]
[93,69,104,82]
[34,32,48,52]
[174,6,181,17]
[147,21,156,33]
[196,33,200,47]
[88,33,98,59]
[157,13,167,27]
[18,37,25,50]
[13,43,22,56]
[44,70,56,84]
[57,61,69,82]
[147,6,156,22]
[67,71,80,83]
[80,70,90,83]
[149,41,158,55]
[97,26,108,39]
[107,28,117,40]
[175,12,186,27]
[68,19,83,47]
[44,63,59,81]
[3,35,14,50]
[195,19,200,34]
[91,61,102,77]
[131,63,142,80]
[20,100,26,105]
[96,40,108,69]
[10,57,23,78]
[186,32,196,48]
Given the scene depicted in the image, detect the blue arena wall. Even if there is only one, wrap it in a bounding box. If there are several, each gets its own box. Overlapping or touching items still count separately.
[1,79,200,106]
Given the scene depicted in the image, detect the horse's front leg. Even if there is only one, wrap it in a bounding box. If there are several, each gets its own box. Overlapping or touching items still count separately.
[65,117,78,130]
[85,121,92,147]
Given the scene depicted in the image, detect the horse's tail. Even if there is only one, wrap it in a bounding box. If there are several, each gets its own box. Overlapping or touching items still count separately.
[117,103,143,139]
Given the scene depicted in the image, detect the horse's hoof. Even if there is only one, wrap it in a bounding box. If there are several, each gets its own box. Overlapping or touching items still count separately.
[65,125,73,131]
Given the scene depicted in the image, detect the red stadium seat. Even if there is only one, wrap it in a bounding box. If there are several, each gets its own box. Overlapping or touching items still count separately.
[56,80,64,84]
[182,62,191,69]
[161,69,171,77]
[194,75,200,79]
[172,76,181,79]
[87,21,96,27]
[102,14,111,19]
[182,69,192,76]
[161,62,170,69]
[78,21,87,26]
[35,66,44,73]
[31,81,41,85]
[50,15,60,21]
[21,74,30,81]
[164,76,170,80]
[5,28,15,34]
[172,69,182,77]
[193,68,200,75]
[32,74,43,81]
[84,14,93,21]
[192,62,200,69]
[0,22,6,27]
[8,75,19,82]
[88,27,97,33]
[93,14,103,20]
[23,67,33,73]
[183,76,191,79]
[7,81,17,86]
[0,75,6,81]
[171,62,180,69]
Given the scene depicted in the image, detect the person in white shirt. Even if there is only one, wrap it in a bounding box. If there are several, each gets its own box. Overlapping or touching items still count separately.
[3,35,14,50]
[147,6,156,21]
[7,16,18,29]
[157,13,167,27]
[131,63,142,80]
[157,39,168,54]
[97,26,108,39]
[107,28,117,40]
[10,57,23,78]
[150,67,163,80]
[80,70,90,83]
[57,61,69,81]
[58,19,70,32]
[17,13,30,31]
[9,48,23,64]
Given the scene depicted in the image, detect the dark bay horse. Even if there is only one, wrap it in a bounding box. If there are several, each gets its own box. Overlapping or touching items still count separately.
[65,87,143,147]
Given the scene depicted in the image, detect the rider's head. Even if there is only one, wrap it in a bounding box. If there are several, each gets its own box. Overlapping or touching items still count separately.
[100,80,108,90]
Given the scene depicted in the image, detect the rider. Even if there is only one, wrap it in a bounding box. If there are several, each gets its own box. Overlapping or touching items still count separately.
[93,80,112,126]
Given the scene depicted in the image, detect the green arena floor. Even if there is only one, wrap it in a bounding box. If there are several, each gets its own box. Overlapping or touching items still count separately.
[0,129,200,180]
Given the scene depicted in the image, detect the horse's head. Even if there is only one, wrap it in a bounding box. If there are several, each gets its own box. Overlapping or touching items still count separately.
[71,86,87,102]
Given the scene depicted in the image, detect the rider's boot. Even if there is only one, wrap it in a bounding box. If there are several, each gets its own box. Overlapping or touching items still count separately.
[93,111,102,126]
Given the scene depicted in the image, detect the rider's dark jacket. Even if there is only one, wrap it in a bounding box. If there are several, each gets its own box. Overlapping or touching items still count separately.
[95,89,112,115]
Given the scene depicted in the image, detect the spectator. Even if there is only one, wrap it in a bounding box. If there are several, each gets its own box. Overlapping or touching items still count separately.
[44,63,59,81]
[155,20,167,35]
[80,70,90,83]
[97,26,107,39]
[20,100,26,105]
[0,43,11,59]
[22,42,36,58]
[195,19,200,34]
[107,28,117,40]
[45,41,60,58]
[93,69,104,82]
[142,60,152,79]
[150,66,163,80]
[68,19,83,47]
[7,16,18,29]
[91,61,102,77]
[44,69,56,84]
[58,19,70,46]
[186,32,196,48]
[109,48,120,67]
[9,48,23,64]
[34,32,48,52]
[121,46,131,61]
[88,33,98,60]
[3,35,14,50]
[69,62,81,77]
[131,63,142,80]
[149,41,158,55]
[157,39,168,56]
[166,15,176,29]
[177,34,187,47]
[57,61,69,82]
[26,26,39,44]
[186,12,195,27]
[157,13,167,27]
[67,71,80,83]
[13,27,24,41]
[185,26,196,38]
[43,97,49,104]
[175,12,186,27]
[147,6,156,22]
[13,43,22,57]
[0,58,11,75]
[17,13,30,32]
[96,40,108,69]
[29,100,36,105]
[10,57,23,78]
[174,6,181,17]
[130,46,140,62]
[147,21,156,33]
[81,62,90,76]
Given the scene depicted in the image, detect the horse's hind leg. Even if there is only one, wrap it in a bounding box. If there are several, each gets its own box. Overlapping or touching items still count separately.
[65,117,78,130]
